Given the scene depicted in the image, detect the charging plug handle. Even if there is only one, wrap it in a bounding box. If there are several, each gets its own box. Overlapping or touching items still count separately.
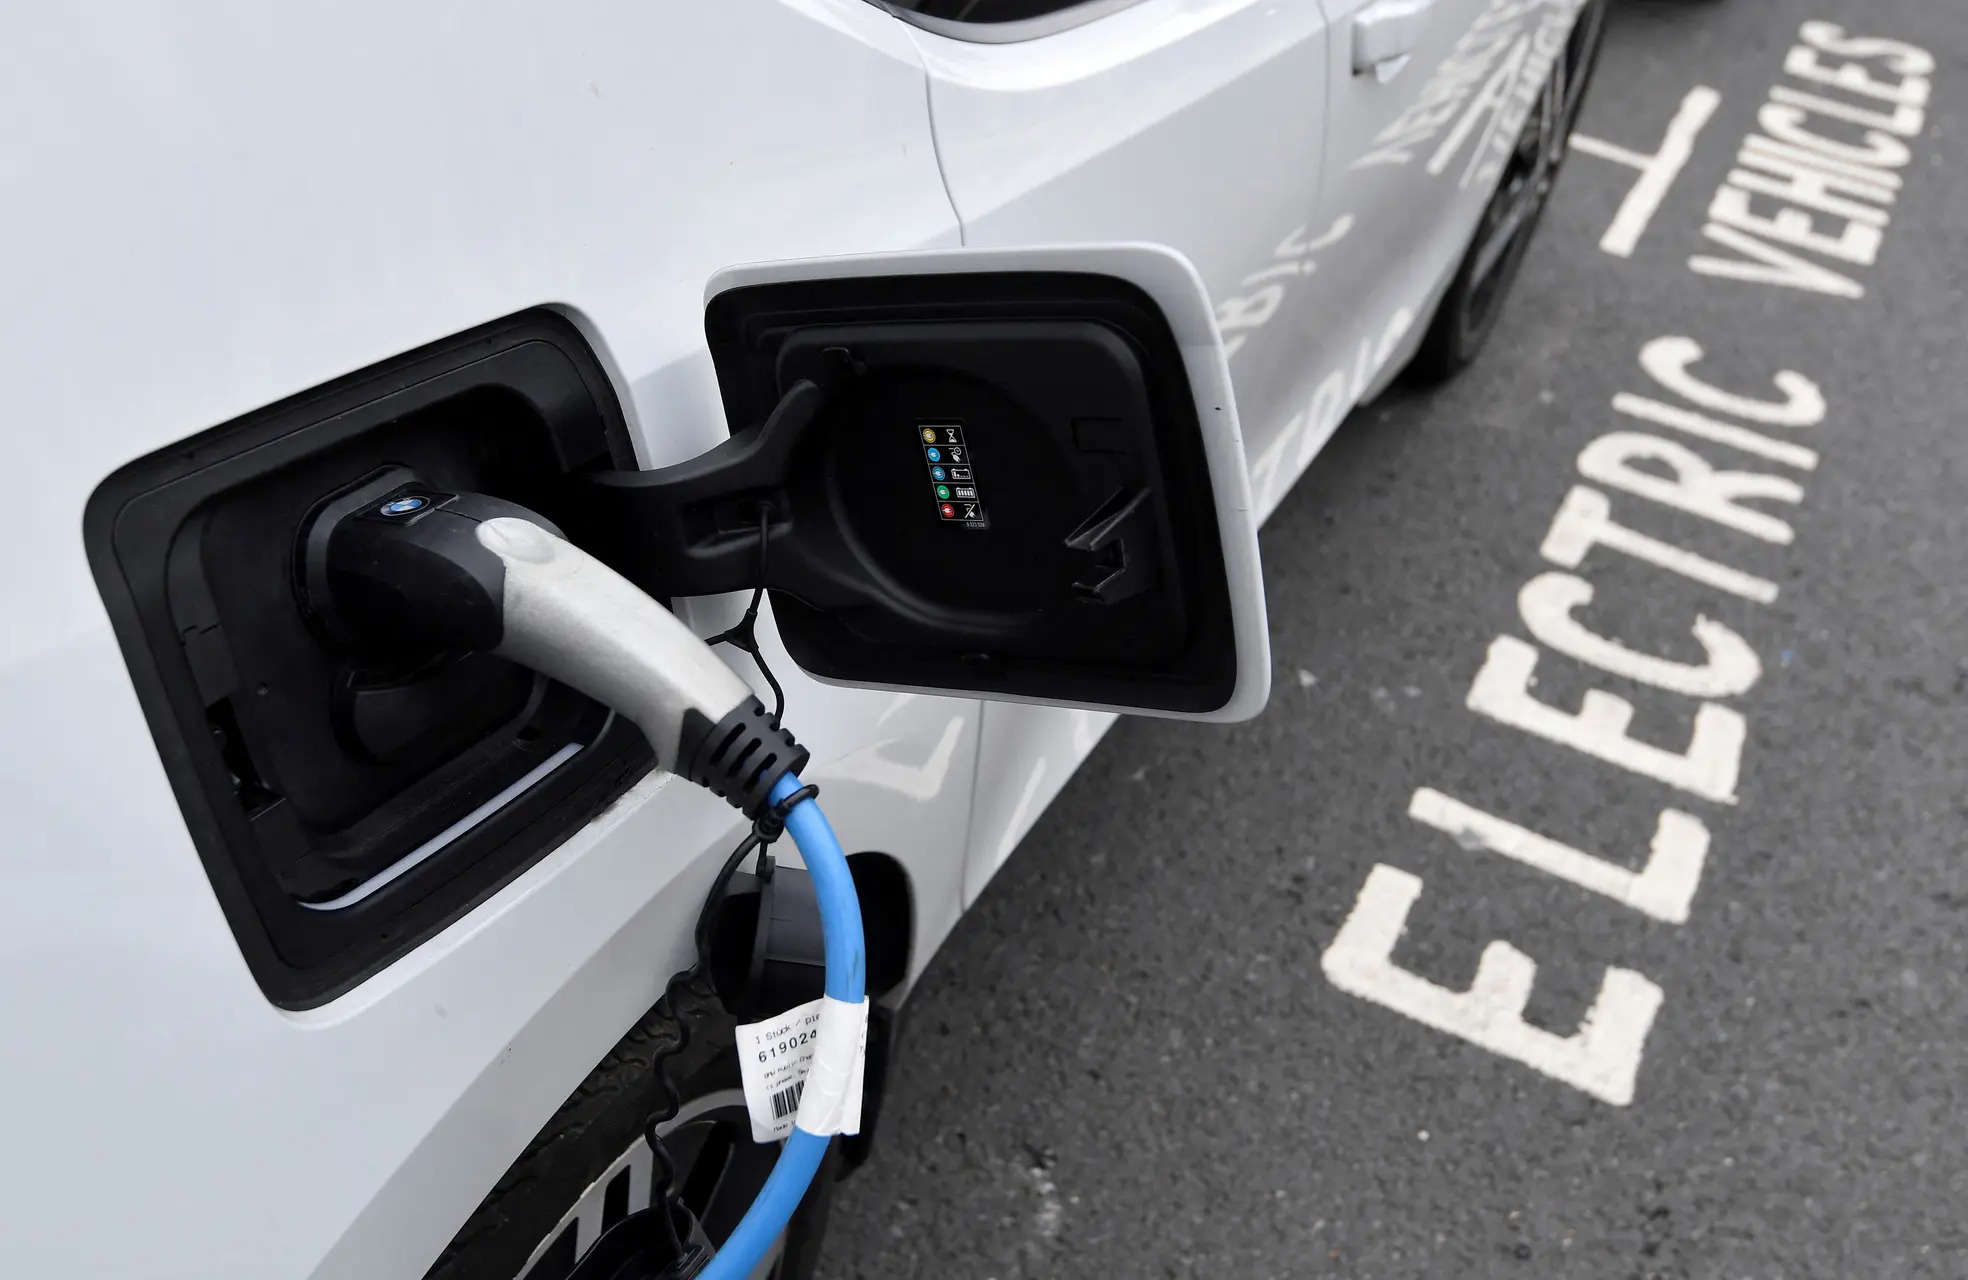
[302,475,808,813]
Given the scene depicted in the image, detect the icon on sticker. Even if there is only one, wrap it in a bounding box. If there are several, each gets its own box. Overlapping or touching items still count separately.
[940,503,956,518]
[925,447,942,463]
[921,427,939,443]
[962,504,980,519]
[949,467,971,481]
[953,486,976,499]
[945,428,962,444]
[948,449,964,463]
[930,466,947,481]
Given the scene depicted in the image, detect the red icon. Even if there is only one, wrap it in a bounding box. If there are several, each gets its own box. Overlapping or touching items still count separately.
[940,503,956,518]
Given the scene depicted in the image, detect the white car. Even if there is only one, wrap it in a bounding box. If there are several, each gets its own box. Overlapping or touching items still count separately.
[0,1,1603,1276]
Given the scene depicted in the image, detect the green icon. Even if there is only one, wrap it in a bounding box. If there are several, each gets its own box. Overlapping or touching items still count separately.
[936,484,951,499]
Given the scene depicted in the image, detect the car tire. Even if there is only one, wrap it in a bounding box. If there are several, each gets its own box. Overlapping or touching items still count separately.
[425,979,839,1280]
[1408,0,1608,383]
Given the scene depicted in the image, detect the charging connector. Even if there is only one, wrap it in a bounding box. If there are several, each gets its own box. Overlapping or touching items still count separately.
[299,473,862,1280]
[300,473,808,811]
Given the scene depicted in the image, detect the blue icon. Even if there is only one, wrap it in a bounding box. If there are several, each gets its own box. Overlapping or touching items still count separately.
[925,447,942,462]
[380,495,429,516]
[931,466,947,481]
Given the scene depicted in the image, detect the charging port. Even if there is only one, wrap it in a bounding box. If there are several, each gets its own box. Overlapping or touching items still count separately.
[86,312,651,1007]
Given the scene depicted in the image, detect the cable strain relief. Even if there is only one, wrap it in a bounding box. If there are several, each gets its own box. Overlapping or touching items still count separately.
[674,696,810,819]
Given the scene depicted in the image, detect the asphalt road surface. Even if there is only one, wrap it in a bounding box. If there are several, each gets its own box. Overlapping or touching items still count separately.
[819,2,1967,1277]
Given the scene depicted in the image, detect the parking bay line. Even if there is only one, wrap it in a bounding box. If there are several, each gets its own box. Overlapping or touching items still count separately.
[1572,85,1723,258]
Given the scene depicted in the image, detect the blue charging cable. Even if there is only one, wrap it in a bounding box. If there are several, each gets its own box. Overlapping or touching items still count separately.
[302,490,863,1278]
[699,773,865,1278]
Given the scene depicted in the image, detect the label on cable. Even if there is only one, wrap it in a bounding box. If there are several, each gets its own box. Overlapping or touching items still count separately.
[733,995,868,1143]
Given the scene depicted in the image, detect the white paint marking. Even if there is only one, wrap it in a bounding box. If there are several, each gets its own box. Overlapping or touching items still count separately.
[1568,136,1651,170]
[1797,22,1937,79]
[1728,154,1894,227]
[1518,570,1762,697]
[1578,432,1803,545]
[1770,84,1923,138]
[1410,787,1710,924]
[1541,486,1779,605]
[1571,86,1723,257]
[1791,24,1934,104]
[1709,183,1884,266]
[1690,219,1865,299]
[1611,393,1820,471]
[1741,132,1901,192]
[1467,635,1746,803]
[1758,101,1911,169]
[1638,335,1826,427]
[1320,865,1664,1105]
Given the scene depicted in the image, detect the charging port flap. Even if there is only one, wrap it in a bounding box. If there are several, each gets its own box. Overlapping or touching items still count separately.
[577,244,1270,721]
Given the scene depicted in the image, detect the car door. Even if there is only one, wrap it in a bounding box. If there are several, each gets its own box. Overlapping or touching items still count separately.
[1246,0,1564,509]
[892,0,1334,482]
[878,0,1335,898]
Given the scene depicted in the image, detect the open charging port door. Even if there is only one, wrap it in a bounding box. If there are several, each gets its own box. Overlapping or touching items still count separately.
[82,246,1266,1006]
[574,244,1270,720]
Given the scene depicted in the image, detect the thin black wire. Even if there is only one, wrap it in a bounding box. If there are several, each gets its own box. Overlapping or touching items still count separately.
[641,967,705,1262]
[640,827,772,1257]
[705,503,784,724]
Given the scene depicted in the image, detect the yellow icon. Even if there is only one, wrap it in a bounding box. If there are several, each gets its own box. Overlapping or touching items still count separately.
[921,427,938,443]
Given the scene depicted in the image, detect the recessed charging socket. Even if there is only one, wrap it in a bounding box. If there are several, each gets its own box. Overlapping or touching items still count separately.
[86,313,649,1007]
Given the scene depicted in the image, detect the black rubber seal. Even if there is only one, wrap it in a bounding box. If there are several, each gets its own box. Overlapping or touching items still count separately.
[674,697,810,819]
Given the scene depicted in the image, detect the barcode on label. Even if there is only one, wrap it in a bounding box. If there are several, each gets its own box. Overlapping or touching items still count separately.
[734,996,865,1142]
[769,1081,805,1121]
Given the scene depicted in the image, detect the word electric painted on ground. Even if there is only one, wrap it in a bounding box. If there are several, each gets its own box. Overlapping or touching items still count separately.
[1322,336,1822,1105]
[1321,19,1936,1108]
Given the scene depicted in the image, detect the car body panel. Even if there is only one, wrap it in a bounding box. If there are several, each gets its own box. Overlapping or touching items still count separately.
[904,0,1334,489]
[903,0,1330,897]
[940,0,1586,942]
[0,0,1577,1274]
[1237,0,1489,514]
[0,3,976,1276]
